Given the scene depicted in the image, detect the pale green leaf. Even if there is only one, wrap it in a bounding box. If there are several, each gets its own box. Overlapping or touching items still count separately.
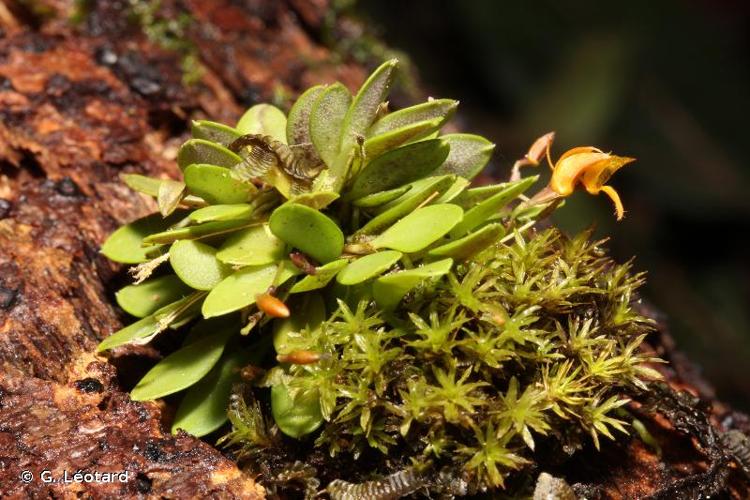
[348,139,449,200]
[101,211,185,264]
[169,240,232,290]
[269,203,344,264]
[184,163,255,204]
[373,258,453,309]
[427,223,504,260]
[372,204,464,252]
[272,383,323,438]
[287,84,325,146]
[236,104,287,144]
[368,98,458,137]
[289,259,348,293]
[310,83,351,167]
[432,133,496,179]
[191,120,241,145]
[115,274,192,318]
[177,139,242,170]
[189,204,254,224]
[216,224,285,266]
[336,250,402,285]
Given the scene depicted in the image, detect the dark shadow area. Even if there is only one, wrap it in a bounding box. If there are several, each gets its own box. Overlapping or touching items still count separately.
[360,0,750,410]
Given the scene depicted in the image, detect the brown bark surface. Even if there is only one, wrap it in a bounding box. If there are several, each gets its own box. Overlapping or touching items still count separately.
[0,1,748,499]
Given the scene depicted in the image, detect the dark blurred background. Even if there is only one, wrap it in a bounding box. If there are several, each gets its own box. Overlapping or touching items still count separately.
[356,0,750,410]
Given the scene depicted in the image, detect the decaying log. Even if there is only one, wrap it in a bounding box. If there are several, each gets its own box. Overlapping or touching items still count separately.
[0,1,748,498]
[0,1,363,497]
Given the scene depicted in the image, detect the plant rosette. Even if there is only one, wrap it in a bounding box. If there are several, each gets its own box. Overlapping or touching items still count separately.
[100,60,659,495]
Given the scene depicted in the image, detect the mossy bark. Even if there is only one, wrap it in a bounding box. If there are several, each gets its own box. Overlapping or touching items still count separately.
[0,1,747,498]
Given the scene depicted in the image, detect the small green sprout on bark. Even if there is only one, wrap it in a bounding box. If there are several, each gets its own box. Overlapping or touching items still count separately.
[100,59,661,496]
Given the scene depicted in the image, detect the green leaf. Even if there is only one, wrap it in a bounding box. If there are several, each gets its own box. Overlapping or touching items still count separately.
[273,294,326,354]
[216,224,285,266]
[336,250,402,285]
[157,179,186,217]
[236,104,287,144]
[142,218,251,245]
[434,177,471,204]
[372,204,464,252]
[449,176,538,238]
[428,223,504,260]
[169,240,232,290]
[130,327,234,401]
[184,163,255,204]
[98,292,205,351]
[352,185,411,208]
[339,59,398,154]
[171,347,249,437]
[373,258,453,309]
[272,383,323,438]
[121,173,161,197]
[191,120,241,145]
[177,139,242,170]
[188,204,254,224]
[310,83,351,167]
[97,315,159,352]
[363,117,444,160]
[289,259,348,293]
[287,84,325,146]
[115,274,192,318]
[454,183,512,209]
[202,262,298,318]
[101,211,185,264]
[368,98,458,137]
[432,134,496,179]
[290,191,339,210]
[348,139,450,200]
[269,203,344,264]
[356,176,456,235]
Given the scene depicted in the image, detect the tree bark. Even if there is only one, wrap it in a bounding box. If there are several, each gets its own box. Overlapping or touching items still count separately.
[0,1,748,498]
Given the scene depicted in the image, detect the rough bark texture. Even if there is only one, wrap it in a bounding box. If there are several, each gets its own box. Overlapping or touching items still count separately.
[0,1,748,499]
[0,1,363,497]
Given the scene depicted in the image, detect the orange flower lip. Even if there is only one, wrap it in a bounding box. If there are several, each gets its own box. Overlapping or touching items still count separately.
[548,146,635,220]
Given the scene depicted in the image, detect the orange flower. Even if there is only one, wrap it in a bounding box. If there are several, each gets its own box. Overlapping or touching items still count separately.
[548,146,635,220]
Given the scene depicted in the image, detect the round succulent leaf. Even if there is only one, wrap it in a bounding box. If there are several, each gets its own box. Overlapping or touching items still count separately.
[169,240,232,290]
[177,139,242,171]
[449,176,538,238]
[116,274,193,318]
[171,347,248,437]
[352,185,411,208]
[121,173,161,197]
[190,120,241,145]
[269,203,344,264]
[427,223,504,260]
[130,327,234,401]
[289,258,348,293]
[356,176,456,235]
[310,83,351,167]
[271,383,324,438]
[101,211,185,264]
[189,204,254,224]
[184,163,255,204]
[202,262,298,318]
[363,117,444,160]
[432,134,496,180]
[348,139,450,200]
[373,258,453,310]
[273,293,326,354]
[216,224,285,266]
[372,204,464,252]
[287,84,325,146]
[236,104,288,144]
[336,250,402,285]
[368,98,458,137]
[142,218,251,245]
